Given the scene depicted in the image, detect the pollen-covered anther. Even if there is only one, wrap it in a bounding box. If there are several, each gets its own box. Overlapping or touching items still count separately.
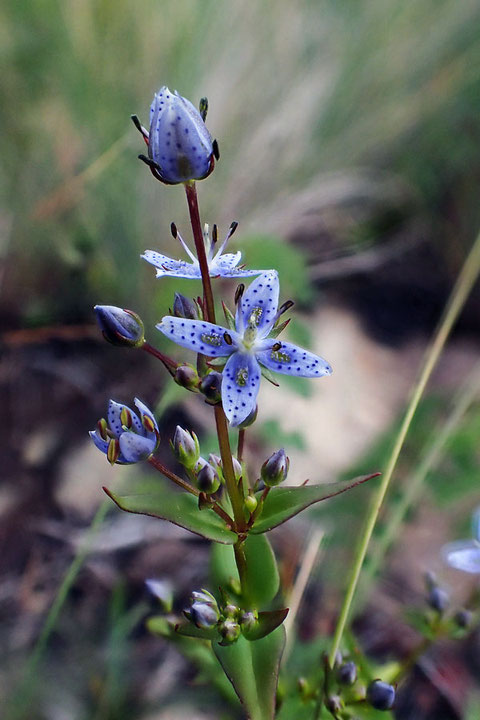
[120,407,132,429]
[270,348,291,363]
[142,414,156,434]
[201,332,223,346]
[236,367,249,386]
[249,307,263,327]
[97,418,108,441]
[107,438,120,466]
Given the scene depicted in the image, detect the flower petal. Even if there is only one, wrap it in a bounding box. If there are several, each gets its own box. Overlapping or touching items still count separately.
[119,432,156,463]
[236,271,279,336]
[157,317,239,357]
[210,252,263,278]
[442,539,480,573]
[89,430,109,455]
[222,352,261,426]
[134,398,159,434]
[142,250,201,279]
[107,400,141,437]
[256,340,332,378]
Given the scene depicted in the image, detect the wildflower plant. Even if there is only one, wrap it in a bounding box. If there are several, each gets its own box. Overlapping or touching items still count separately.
[90,85,480,719]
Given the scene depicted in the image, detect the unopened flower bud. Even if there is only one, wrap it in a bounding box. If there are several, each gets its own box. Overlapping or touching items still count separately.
[326,696,342,715]
[240,610,258,634]
[244,494,258,514]
[232,456,243,480]
[455,608,472,629]
[196,463,220,494]
[141,86,215,185]
[173,293,198,320]
[189,602,219,628]
[261,449,289,487]
[428,586,449,614]
[200,372,223,404]
[185,589,219,629]
[172,426,200,469]
[367,680,395,711]
[94,305,144,348]
[219,618,241,643]
[337,661,357,685]
[174,363,200,391]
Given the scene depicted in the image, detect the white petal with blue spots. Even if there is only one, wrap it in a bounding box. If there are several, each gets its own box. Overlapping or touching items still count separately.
[222,352,261,426]
[256,340,333,378]
[119,432,156,463]
[142,250,201,279]
[236,271,279,336]
[157,316,240,357]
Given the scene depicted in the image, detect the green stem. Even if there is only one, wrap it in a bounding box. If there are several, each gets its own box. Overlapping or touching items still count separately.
[184,181,216,323]
[328,229,480,668]
[215,405,247,533]
[234,541,249,599]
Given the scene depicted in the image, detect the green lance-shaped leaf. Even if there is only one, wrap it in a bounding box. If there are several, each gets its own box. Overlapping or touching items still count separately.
[211,534,280,606]
[213,626,285,720]
[104,481,237,544]
[251,473,380,534]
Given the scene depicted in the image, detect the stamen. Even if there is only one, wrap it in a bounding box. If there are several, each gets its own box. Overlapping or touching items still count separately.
[235,284,245,305]
[272,342,282,351]
[224,332,233,345]
[278,300,294,316]
[170,222,178,239]
[236,367,248,386]
[229,221,239,237]
[212,224,218,246]
[201,332,223,346]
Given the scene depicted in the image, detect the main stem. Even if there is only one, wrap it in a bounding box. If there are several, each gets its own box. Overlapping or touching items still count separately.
[328,229,480,668]
[184,182,216,323]
[184,182,246,538]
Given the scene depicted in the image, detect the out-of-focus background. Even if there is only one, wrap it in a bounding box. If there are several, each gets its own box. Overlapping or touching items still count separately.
[2,1,480,718]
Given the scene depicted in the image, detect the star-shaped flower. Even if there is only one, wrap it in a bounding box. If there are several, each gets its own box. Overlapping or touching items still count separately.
[157,271,332,426]
[142,222,263,280]
[442,506,480,573]
[90,398,159,464]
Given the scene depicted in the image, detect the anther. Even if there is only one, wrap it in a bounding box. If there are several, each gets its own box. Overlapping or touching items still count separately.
[212,139,220,160]
[235,284,245,305]
[170,222,178,239]
[224,332,233,345]
[212,224,218,246]
[278,300,294,316]
[272,342,282,351]
[229,221,239,237]
[199,97,208,122]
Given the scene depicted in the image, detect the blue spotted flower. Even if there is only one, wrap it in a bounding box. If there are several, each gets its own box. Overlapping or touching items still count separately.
[134,86,216,184]
[90,398,159,464]
[142,222,263,280]
[157,271,332,426]
[442,506,480,573]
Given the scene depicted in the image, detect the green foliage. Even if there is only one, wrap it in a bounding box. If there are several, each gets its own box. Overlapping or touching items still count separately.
[213,626,285,720]
[252,474,379,534]
[258,419,307,451]
[104,481,237,544]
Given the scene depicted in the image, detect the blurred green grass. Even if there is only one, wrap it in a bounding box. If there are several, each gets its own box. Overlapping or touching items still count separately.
[2,0,480,331]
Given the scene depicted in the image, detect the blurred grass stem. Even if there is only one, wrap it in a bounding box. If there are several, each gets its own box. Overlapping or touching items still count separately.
[6,500,110,720]
[356,359,480,607]
[328,228,480,668]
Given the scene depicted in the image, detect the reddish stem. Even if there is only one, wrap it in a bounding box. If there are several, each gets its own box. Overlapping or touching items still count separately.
[184,182,216,323]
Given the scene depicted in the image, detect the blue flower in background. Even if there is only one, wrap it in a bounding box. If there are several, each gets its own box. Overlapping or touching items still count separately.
[157,271,332,426]
[90,398,159,464]
[133,86,216,184]
[142,222,263,280]
[442,506,480,573]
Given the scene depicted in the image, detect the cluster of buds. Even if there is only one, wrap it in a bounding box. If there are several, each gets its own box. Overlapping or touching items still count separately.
[183,590,263,645]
